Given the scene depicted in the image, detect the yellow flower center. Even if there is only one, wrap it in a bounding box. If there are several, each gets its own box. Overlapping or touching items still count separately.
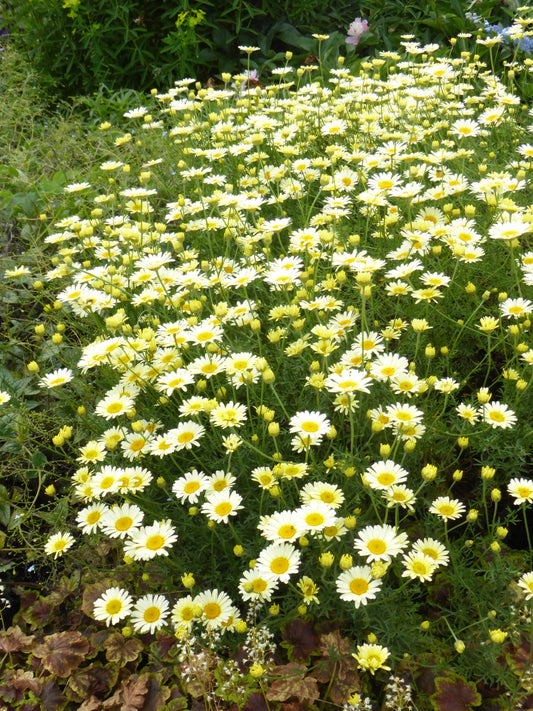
[184,482,200,494]
[178,431,194,443]
[278,524,297,539]
[107,402,124,414]
[518,487,532,498]
[143,606,161,623]
[106,599,123,615]
[350,578,369,595]
[115,516,133,531]
[421,547,437,559]
[252,579,268,593]
[146,534,165,551]
[87,511,101,524]
[377,473,395,486]
[204,602,221,619]
[271,557,290,575]
[323,525,338,537]
[215,502,232,517]
[412,561,429,575]
[305,513,325,527]
[438,505,455,517]
[100,476,114,490]
[300,421,319,433]
[181,606,194,621]
[196,331,214,342]
[130,438,146,452]
[367,539,387,555]
[169,378,184,388]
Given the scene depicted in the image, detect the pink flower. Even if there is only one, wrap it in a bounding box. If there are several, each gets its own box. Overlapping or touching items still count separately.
[346,17,369,46]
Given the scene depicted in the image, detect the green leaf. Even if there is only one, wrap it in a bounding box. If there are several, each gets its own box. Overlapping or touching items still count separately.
[0,503,10,527]
[32,449,48,468]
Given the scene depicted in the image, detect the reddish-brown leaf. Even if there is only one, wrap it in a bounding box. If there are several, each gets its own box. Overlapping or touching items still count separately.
[68,664,118,702]
[23,597,53,630]
[104,632,143,664]
[0,669,42,704]
[164,683,190,711]
[32,630,90,677]
[82,579,116,618]
[91,628,113,651]
[143,672,171,711]
[151,631,178,662]
[310,630,360,705]
[280,702,309,711]
[118,674,149,711]
[41,679,67,711]
[506,636,532,679]
[431,674,482,711]
[47,574,78,606]
[0,625,35,653]
[281,620,320,663]
[243,691,269,711]
[78,696,102,711]
[266,663,320,704]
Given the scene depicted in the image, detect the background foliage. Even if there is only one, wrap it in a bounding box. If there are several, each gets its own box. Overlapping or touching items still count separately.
[1,0,360,96]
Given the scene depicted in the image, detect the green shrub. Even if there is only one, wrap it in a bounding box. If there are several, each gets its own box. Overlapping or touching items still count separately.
[2,0,360,97]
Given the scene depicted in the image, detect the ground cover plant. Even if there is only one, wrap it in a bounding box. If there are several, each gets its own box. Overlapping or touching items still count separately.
[3,14,533,711]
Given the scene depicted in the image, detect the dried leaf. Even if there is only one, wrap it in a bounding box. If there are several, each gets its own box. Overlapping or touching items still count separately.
[266,663,320,704]
[281,620,320,663]
[118,674,149,711]
[78,696,102,711]
[32,630,90,677]
[104,632,143,664]
[431,674,481,711]
[0,625,35,652]
[311,630,360,704]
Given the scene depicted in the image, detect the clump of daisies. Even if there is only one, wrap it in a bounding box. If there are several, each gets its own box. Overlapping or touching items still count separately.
[20,23,533,691]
